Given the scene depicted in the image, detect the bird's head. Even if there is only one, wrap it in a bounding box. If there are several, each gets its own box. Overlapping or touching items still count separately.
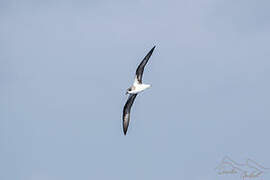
[126,87,132,95]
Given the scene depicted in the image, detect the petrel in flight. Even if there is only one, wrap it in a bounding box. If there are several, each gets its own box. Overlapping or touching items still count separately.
[122,46,156,135]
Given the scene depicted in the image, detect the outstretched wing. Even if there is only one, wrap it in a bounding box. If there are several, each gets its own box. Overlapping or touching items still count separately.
[123,94,137,135]
[135,46,156,83]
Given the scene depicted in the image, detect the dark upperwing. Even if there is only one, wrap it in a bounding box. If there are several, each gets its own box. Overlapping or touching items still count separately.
[123,94,137,135]
[135,46,156,83]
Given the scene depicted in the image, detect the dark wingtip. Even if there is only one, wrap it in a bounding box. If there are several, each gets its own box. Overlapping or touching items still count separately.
[123,119,128,135]
[123,127,128,135]
[146,46,156,56]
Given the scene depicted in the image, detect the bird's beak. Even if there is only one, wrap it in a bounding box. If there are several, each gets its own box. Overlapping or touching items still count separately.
[125,91,128,95]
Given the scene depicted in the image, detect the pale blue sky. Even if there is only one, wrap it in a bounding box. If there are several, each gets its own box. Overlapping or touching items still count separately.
[1,0,270,180]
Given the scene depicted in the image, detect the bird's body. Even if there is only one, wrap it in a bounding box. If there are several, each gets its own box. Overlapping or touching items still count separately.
[122,46,156,135]
[127,79,151,94]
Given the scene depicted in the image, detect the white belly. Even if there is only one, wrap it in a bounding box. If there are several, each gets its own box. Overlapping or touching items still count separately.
[129,84,151,94]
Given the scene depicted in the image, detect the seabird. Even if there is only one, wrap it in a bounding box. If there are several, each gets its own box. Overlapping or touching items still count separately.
[122,46,156,135]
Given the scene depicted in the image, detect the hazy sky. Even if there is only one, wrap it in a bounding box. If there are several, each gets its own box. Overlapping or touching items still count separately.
[1,0,270,180]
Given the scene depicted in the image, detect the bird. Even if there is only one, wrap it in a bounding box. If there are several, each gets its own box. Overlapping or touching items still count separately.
[122,46,156,135]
